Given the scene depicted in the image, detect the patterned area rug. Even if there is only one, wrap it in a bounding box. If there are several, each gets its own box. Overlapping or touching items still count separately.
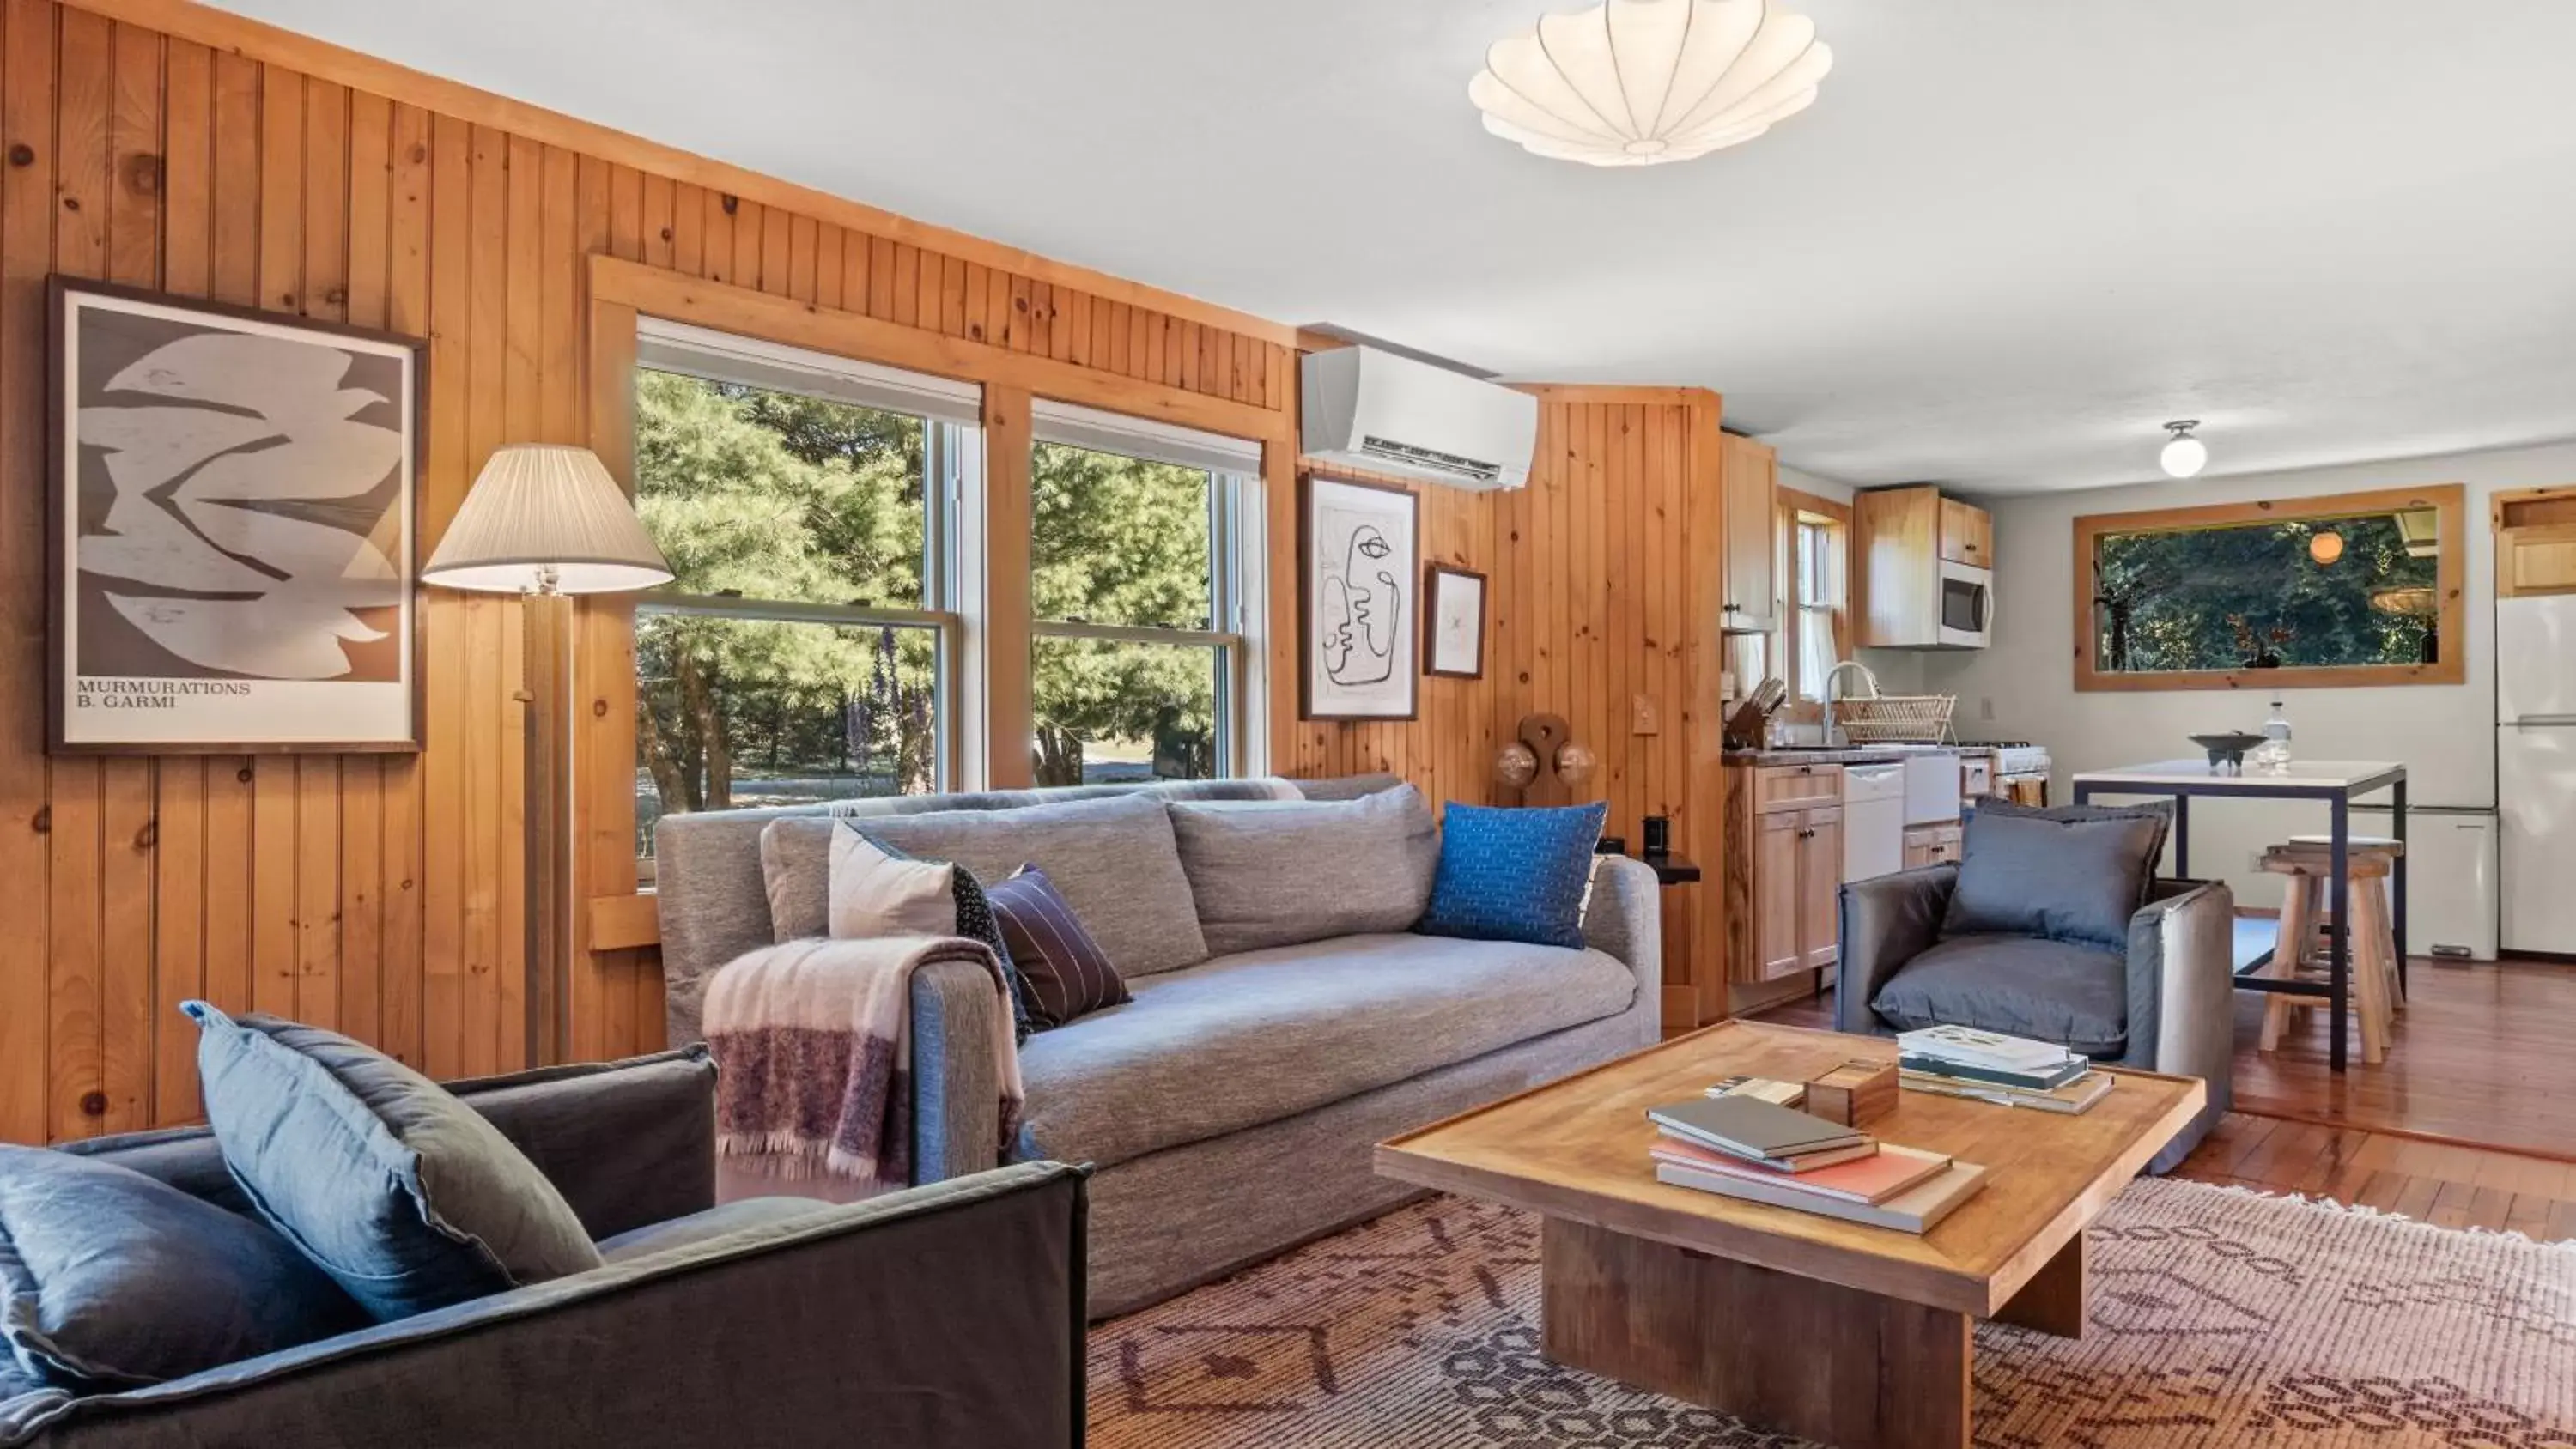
[1088,1178,2576,1447]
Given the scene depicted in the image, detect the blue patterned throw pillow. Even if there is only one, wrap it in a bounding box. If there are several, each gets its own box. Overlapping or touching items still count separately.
[1417,801,1610,949]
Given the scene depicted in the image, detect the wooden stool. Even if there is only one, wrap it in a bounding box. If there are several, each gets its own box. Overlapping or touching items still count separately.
[2257,840,2401,1064]
[2287,834,2404,1016]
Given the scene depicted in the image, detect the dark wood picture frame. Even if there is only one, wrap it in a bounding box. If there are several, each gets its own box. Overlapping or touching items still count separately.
[1423,561,1488,679]
[48,276,430,754]
[1298,470,1420,721]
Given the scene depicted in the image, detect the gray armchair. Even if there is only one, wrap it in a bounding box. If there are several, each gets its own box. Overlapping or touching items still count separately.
[1836,864,2235,1172]
[3,1050,1085,1449]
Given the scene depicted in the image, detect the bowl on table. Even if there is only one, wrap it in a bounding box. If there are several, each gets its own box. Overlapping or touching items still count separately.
[2188,732,2268,772]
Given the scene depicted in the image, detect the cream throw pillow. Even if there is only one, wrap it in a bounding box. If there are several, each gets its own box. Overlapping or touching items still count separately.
[826,822,957,939]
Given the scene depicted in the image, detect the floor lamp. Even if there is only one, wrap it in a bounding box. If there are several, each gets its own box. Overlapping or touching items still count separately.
[422,444,673,1067]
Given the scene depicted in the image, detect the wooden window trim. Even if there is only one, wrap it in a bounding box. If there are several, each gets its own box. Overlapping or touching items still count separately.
[2072,482,2467,693]
[1775,488,1852,723]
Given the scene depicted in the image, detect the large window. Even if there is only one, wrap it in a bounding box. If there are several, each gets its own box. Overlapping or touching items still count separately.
[1028,403,1262,786]
[2075,484,2466,691]
[629,321,981,859]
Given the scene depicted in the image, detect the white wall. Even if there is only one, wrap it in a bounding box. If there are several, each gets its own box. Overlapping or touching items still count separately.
[1911,440,2576,906]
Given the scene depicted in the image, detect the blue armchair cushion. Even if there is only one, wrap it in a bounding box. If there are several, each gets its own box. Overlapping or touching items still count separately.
[0,1146,363,1391]
[1941,801,2170,950]
[1868,934,2131,1058]
[1417,801,1609,949]
[183,1002,604,1322]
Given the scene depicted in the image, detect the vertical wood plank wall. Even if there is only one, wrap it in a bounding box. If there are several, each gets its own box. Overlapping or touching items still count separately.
[0,0,1302,1144]
[1283,395,1724,1028]
[0,0,1726,1143]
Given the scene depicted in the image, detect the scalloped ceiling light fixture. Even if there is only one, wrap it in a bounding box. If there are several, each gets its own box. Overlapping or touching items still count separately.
[1469,0,1832,167]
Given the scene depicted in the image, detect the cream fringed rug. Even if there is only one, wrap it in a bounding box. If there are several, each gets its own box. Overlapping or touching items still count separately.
[1088,1179,2576,1448]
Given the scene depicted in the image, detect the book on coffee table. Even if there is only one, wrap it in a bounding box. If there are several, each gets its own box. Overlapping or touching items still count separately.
[1896,1024,2077,1074]
[1656,1156,1989,1233]
[1656,1130,1879,1172]
[1898,1052,2091,1092]
[1647,1096,1866,1163]
[1651,1138,1953,1205]
[1900,1069,2115,1115]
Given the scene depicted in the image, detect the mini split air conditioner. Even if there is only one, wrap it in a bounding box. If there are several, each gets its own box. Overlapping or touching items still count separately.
[1299,346,1537,492]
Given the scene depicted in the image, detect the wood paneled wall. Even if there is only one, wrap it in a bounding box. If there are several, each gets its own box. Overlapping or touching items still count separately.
[1279,392,1729,1028]
[0,0,1299,1144]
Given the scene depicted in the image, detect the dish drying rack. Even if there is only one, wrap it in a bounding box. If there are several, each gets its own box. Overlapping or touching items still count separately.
[1822,661,1958,744]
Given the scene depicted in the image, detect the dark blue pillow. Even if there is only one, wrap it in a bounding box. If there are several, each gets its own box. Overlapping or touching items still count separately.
[1417,801,1610,949]
[0,1145,363,1390]
[184,1003,604,1322]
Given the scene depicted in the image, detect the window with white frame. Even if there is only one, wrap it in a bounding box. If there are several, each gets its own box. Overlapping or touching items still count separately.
[1028,402,1264,786]
[1791,513,1841,704]
[628,319,983,863]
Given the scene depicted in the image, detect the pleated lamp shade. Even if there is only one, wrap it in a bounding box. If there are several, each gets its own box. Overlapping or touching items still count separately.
[422,444,674,594]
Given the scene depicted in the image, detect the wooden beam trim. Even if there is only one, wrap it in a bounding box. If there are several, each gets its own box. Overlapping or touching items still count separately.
[586,894,660,952]
[66,0,1299,349]
[591,254,1291,445]
[1512,383,1722,410]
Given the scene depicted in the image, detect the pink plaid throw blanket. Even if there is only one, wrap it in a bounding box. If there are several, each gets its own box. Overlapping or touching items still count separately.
[705,935,1024,1185]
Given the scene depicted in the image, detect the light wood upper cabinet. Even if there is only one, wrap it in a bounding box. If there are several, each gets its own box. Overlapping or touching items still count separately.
[2501,524,2576,598]
[1720,434,1778,634]
[1938,496,1992,567]
[1854,485,1992,647]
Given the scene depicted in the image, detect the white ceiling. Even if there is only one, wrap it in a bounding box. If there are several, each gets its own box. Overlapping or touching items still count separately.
[211,0,2576,494]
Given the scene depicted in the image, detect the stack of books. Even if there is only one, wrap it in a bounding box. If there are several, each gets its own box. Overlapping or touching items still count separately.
[1896,1024,2113,1114]
[1646,1096,1985,1234]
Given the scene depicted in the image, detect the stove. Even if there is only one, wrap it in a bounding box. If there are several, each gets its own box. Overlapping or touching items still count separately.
[1965,741,2050,777]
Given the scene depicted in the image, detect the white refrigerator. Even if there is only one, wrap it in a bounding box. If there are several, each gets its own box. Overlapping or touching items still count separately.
[2499,594,2576,954]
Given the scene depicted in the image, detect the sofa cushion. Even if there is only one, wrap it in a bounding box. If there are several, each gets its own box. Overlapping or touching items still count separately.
[1418,801,1608,949]
[825,823,957,939]
[987,867,1132,1029]
[594,1197,829,1263]
[761,793,1209,976]
[1868,934,2130,1058]
[1016,933,1637,1170]
[0,1146,363,1391]
[1942,803,2169,950]
[1168,785,1438,955]
[184,1003,604,1322]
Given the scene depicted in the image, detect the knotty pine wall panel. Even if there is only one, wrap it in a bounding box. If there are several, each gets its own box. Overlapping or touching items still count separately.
[0,0,1298,1143]
[1286,398,1721,1022]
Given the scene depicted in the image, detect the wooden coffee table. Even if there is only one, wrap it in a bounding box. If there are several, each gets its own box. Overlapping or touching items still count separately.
[1376,1020,2204,1449]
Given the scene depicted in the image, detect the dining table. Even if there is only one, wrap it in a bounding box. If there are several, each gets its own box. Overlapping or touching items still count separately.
[2069,758,2408,1073]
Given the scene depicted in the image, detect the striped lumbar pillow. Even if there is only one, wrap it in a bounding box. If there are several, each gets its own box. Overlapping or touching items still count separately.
[985,865,1130,1029]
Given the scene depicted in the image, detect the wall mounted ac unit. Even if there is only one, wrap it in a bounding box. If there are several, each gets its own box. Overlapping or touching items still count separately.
[1299,346,1537,492]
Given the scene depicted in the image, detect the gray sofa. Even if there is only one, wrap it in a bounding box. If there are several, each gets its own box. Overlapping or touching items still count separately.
[1835,864,2236,1172]
[2,1050,1085,1449]
[655,773,1662,1317]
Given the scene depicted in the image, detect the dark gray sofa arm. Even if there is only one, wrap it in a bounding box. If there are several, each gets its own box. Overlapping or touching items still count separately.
[2,1161,1089,1449]
[2123,878,2236,1172]
[1834,864,1957,1034]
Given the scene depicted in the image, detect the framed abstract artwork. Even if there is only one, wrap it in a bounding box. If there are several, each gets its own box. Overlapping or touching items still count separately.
[48,277,428,753]
[1299,473,1419,721]
[1424,562,1487,679]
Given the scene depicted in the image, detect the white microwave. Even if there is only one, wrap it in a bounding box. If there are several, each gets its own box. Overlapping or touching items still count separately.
[1937,560,1992,648]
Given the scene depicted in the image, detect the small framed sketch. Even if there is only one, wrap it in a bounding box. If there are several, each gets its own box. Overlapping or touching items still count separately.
[49,277,427,753]
[1424,563,1486,679]
[1299,473,1419,721]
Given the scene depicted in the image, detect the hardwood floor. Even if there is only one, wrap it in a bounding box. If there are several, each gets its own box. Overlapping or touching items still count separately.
[1749,954,2576,1242]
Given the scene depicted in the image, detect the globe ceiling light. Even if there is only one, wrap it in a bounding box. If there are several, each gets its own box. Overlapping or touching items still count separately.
[2159,421,2208,479]
[1469,0,1832,167]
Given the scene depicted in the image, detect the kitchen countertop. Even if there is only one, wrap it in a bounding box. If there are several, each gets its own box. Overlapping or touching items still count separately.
[1722,743,1967,767]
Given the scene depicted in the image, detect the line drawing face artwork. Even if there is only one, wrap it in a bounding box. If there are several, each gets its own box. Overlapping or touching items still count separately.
[76,316,407,682]
[1321,515,1400,687]
[1303,476,1417,719]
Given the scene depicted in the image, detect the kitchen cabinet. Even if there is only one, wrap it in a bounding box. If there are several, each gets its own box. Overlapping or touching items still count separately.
[1719,433,1777,634]
[1726,762,1844,984]
[1902,822,1964,870]
[2500,524,2576,598]
[1854,485,1994,647]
